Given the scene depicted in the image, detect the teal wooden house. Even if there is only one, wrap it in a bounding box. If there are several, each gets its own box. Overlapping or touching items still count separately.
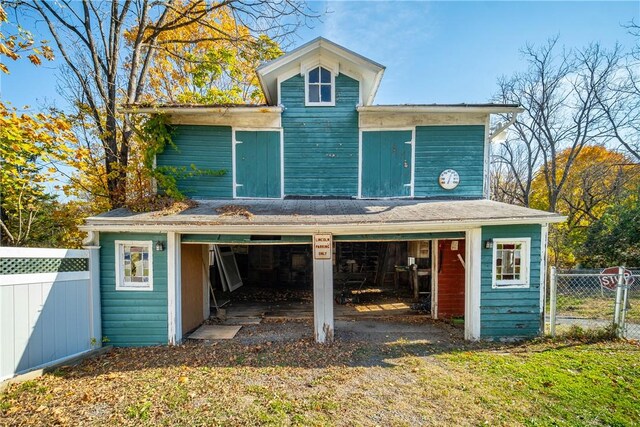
[81,38,563,346]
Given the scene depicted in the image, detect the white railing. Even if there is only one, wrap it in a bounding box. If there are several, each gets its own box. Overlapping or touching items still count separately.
[0,247,101,381]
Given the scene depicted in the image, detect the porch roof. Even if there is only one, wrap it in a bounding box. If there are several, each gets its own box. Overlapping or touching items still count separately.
[82,199,564,234]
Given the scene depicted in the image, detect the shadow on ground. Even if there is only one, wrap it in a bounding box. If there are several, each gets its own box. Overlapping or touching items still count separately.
[55,318,532,379]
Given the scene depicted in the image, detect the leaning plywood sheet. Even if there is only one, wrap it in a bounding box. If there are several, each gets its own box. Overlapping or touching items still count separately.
[212,246,229,292]
[216,246,243,292]
[188,324,242,340]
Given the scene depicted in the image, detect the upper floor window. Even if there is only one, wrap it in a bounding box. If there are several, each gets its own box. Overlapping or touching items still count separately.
[306,66,334,106]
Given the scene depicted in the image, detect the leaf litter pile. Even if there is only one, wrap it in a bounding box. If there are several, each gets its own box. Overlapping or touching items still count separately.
[1,320,639,426]
[216,204,254,220]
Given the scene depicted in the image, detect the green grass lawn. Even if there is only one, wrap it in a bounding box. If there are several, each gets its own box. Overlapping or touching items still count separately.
[1,332,639,426]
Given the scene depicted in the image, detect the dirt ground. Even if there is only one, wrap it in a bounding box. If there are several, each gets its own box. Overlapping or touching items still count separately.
[2,319,638,426]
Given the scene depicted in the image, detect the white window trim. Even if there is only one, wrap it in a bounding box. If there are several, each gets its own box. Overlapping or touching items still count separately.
[491,237,531,289]
[115,240,154,291]
[305,66,335,107]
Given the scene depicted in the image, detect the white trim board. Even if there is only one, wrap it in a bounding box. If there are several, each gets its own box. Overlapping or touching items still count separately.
[81,216,565,234]
[483,115,491,199]
[539,224,549,323]
[359,112,488,128]
[167,232,182,345]
[464,228,482,340]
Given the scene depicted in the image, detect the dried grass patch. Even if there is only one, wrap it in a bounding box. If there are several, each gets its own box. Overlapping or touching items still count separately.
[1,326,638,427]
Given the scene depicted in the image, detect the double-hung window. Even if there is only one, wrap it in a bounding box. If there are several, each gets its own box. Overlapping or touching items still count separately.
[306,66,334,106]
[492,238,530,288]
[115,241,153,291]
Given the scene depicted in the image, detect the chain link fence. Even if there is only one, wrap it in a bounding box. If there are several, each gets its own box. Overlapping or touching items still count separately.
[548,267,640,339]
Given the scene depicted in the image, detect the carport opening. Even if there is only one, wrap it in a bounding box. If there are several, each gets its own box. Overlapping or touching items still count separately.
[208,243,314,321]
[180,237,467,337]
[333,238,467,324]
[334,241,430,316]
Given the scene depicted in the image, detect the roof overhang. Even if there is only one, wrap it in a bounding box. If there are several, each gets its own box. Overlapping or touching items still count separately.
[81,199,565,234]
[257,37,385,106]
[357,105,524,114]
[357,104,524,129]
[119,106,283,114]
[118,105,283,127]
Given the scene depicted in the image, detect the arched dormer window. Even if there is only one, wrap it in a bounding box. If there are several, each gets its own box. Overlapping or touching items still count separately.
[306,66,334,106]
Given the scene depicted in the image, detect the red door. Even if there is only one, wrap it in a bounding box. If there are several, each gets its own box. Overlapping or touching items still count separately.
[437,239,465,318]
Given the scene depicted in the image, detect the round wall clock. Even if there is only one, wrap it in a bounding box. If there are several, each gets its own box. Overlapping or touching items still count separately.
[438,169,460,190]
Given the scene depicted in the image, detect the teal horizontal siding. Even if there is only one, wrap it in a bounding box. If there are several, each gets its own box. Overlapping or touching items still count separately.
[480,224,542,339]
[281,74,359,196]
[414,125,485,198]
[156,125,232,199]
[99,232,168,347]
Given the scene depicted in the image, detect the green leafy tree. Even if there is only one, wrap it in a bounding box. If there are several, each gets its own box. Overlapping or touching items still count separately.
[579,192,640,267]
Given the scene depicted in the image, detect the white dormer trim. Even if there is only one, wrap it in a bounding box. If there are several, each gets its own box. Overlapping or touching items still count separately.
[257,37,385,106]
[300,56,339,76]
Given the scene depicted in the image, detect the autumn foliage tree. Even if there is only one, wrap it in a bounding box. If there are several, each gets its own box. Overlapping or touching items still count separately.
[529,146,638,266]
[131,2,283,105]
[0,4,77,246]
[11,0,314,209]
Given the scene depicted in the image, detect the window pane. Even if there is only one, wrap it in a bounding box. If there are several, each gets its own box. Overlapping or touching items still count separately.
[309,67,319,83]
[309,84,320,102]
[320,67,331,83]
[119,242,152,289]
[321,84,332,102]
[494,241,527,284]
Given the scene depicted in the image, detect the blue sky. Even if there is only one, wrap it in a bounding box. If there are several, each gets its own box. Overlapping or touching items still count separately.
[1,1,638,110]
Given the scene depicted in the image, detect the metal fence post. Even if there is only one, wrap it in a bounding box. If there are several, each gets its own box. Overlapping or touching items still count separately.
[620,267,629,339]
[549,266,557,337]
[614,266,624,338]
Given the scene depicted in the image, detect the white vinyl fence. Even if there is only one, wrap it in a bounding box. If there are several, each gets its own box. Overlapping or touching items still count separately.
[0,247,101,381]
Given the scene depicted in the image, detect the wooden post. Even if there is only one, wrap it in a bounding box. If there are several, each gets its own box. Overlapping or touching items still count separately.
[411,264,419,300]
[167,232,182,345]
[313,258,334,343]
[464,228,482,341]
